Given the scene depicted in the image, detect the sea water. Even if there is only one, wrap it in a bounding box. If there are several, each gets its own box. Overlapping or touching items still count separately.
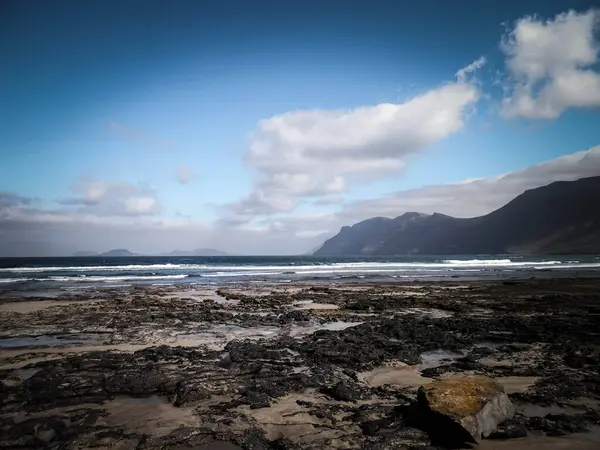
[1,255,599,294]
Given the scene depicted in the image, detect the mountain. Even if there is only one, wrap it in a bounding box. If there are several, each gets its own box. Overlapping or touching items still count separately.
[315,177,600,256]
[73,251,99,257]
[100,249,138,257]
[162,248,228,256]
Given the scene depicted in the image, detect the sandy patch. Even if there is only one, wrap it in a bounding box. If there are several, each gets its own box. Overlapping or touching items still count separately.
[239,392,362,443]
[359,362,432,389]
[293,301,339,310]
[497,376,540,394]
[398,290,428,296]
[0,300,99,313]
[419,349,465,370]
[99,396,200,436]
[480,357,514,368]
[441,285,471,290]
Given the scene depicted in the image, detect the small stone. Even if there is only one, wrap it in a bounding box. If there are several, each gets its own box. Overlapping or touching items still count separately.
[321,381,360,402]
[250,401,270,409]
[219,351,232,368]
[417,375,515,446]
[36,428,56,443]
[487,420,528,440]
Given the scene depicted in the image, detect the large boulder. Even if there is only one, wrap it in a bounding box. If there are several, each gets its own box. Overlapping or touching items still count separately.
[417,375,515,447]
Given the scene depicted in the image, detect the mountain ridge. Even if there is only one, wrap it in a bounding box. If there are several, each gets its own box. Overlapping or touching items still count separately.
[72,248,229,257]
[99,249,138,257]
[315,177,600,256]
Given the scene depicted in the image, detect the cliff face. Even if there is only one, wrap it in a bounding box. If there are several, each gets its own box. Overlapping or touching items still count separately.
[315,177,600,256]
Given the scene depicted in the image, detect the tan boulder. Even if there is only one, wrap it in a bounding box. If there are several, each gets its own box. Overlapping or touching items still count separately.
[417,375,515,446]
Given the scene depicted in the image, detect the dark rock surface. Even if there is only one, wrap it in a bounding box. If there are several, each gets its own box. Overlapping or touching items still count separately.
[2,278,600,448]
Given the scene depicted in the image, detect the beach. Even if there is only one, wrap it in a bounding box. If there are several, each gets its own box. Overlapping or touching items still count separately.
[2,276,600,449]
[5,0,600,447]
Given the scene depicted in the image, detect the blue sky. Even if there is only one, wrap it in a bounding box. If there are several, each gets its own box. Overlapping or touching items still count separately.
[1,0,600,255]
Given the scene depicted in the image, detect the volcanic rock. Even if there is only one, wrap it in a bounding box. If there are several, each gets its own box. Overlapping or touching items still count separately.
[417,375,514,446]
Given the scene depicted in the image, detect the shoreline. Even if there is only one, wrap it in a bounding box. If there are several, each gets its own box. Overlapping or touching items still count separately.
[2,278,600,448]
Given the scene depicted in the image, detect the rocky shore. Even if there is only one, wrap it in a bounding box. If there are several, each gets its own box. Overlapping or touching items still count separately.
[2,278,600,449]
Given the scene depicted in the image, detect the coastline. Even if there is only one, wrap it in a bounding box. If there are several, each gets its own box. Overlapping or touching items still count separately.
[2,277,600,448]
[2,255,600,297]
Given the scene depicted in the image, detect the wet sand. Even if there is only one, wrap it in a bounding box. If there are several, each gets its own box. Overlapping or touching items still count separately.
[0,299,104,313]
[2,278,600,449]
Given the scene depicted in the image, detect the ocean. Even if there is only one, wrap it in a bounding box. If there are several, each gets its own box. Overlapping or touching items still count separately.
[1,255,600,295]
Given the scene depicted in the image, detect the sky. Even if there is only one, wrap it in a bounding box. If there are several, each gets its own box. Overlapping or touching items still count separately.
[1,0,600,256]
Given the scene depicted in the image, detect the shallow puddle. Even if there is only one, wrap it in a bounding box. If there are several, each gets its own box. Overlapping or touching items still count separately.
[2,367,41,386]
[419,349,465,370]
[174,325,281,349]
[169,289,238,305]
[0,334,104,349]
[12,367,40,380]
[173,321,363,349]
[474,341,502,350]
[396,307,453,318]
[308,321,363,333]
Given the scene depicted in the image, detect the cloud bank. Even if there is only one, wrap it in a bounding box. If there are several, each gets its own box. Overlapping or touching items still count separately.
[341,145,600,221]
[2,146,599,256]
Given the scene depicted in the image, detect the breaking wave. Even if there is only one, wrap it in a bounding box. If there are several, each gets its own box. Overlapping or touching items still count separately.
[1,256,598,287]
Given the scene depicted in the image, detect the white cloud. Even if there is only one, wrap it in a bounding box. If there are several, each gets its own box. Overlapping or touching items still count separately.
[456,56,487,82]
[341,145,600,220]
[59,180,160,217]
[221,59,485,223]
[124,197,159,215]
[500,9,600,119]
[176,165,197,185]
